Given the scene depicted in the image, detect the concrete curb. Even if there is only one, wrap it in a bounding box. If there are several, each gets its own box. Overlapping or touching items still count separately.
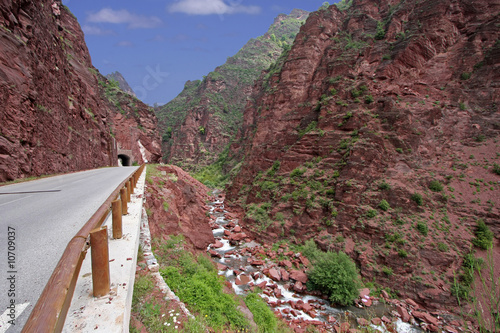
[62,168,146,332]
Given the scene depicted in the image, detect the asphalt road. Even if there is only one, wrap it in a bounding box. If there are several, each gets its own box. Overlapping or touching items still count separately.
[0,166,138,333]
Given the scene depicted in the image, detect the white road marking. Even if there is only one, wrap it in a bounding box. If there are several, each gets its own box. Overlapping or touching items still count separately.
[0,302,29,333]
[0,195,33,208]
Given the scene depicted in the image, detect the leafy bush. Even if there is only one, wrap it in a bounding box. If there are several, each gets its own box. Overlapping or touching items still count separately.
[364,94,374,104]
[437,242,449,252]
[411,193,423,206]
[304,242,360,306]
[366,209,378,218]
[429,180,443,192]
[290,167,306,178]
[398,249,408,258]
[472,219,494,250]
[416,222,428,236]
[267,160,281,176]
[493,163,500,175]
[382,266,393,276]
[375,21,386,40]
[245,293,277,332]
[460,72,471,80]
[378,181,391,190]
[378,199,390,211]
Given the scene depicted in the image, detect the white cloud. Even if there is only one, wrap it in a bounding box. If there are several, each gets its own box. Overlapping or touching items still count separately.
[82,25,115,35]
[168,0,260,15]
[87,8,162,29]
[115,40,134,47]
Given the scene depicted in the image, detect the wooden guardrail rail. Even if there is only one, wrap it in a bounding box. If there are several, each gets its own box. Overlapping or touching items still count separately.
[22,164,146,333]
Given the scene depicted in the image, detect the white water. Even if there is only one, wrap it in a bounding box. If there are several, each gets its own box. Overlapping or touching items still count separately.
[207,196,423,332]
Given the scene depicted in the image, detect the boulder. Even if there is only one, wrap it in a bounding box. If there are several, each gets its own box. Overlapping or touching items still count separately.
[290,270,308,283]
[268,268,281,281]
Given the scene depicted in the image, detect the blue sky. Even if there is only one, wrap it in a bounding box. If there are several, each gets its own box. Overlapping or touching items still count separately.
[63,0,333,105]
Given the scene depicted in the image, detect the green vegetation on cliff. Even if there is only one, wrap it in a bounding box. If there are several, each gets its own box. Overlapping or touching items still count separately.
[156,9,308,169]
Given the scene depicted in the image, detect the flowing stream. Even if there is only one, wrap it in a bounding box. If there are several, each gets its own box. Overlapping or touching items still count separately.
[207,195,423,332]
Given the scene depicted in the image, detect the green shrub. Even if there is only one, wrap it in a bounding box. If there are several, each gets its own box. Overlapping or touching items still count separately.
[437,242,449,252]
[475,134,486,142]
[472,219,493,250]
[267,160,281,176]
[429,180,443,192]
[460,72,471,80]
[395,148,403,153]
[261,181,278,191]
[382,266,393,276]
[378,181,391,190]
[375,21,386,40]
[290,167,306,178]
[493,163,500,175]
[416,222,428,236]
[326,188,335,196]
[364,94,374,104]
[306,247,361,306]
[378,199,390,211]
[366,209,378,218]
[245,293,277,332]
[411,193,423,206]
[398,249,408,258]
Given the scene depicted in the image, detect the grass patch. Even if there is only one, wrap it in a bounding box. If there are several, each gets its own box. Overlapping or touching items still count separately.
[245,292,277,332]
[160,249,248,331]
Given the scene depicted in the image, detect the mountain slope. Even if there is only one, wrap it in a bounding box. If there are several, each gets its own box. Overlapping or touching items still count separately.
[0,0,161,181]
[106,71,136,97]
[156,9,309,170]
[226,0,499,311]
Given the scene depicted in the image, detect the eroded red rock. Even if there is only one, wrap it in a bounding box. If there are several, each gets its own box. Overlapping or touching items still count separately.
[289,270,308,283]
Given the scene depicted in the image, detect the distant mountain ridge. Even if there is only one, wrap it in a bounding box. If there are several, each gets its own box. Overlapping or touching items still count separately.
[156,9,309,170]
[106,71,136,97]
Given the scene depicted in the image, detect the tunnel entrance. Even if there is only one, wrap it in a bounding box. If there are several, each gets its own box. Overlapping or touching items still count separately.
[118,154,132,166]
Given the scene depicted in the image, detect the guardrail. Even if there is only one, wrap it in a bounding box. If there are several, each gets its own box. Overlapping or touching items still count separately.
[22,164,146,333]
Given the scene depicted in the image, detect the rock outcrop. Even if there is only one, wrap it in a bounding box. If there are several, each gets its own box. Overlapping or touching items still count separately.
[226,0,500,310]
[144,164,214,251]
[106,71,136,97]
[0,0,161,182]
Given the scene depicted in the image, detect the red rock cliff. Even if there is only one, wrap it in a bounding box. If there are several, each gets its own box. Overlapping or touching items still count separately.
[0,0,161,181]
[144,164,214,251]
[227,0,499,309]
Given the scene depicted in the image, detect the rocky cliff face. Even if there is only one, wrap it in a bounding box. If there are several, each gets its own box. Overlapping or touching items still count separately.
[106,71,136,97]
[0,0,161,182]
[227,0,499,310]
[144,164,214,251]
[157,9,308,170]
[99,75,162,165]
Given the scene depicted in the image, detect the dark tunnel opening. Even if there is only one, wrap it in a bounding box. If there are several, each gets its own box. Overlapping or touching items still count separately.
[118,154,132,166]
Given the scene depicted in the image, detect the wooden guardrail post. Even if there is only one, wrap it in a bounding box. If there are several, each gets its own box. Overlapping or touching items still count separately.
[127,180,132,201]
[112,199,122,239]
[90,227,110,297]
[120,187,128,215]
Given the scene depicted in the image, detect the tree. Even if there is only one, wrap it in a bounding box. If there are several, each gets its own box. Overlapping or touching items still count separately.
[304,240,361,306]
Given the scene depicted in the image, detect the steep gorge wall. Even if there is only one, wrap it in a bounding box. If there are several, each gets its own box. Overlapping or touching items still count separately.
[0,0,161,182]
[157,9,308,170]
[227,0,499,309]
